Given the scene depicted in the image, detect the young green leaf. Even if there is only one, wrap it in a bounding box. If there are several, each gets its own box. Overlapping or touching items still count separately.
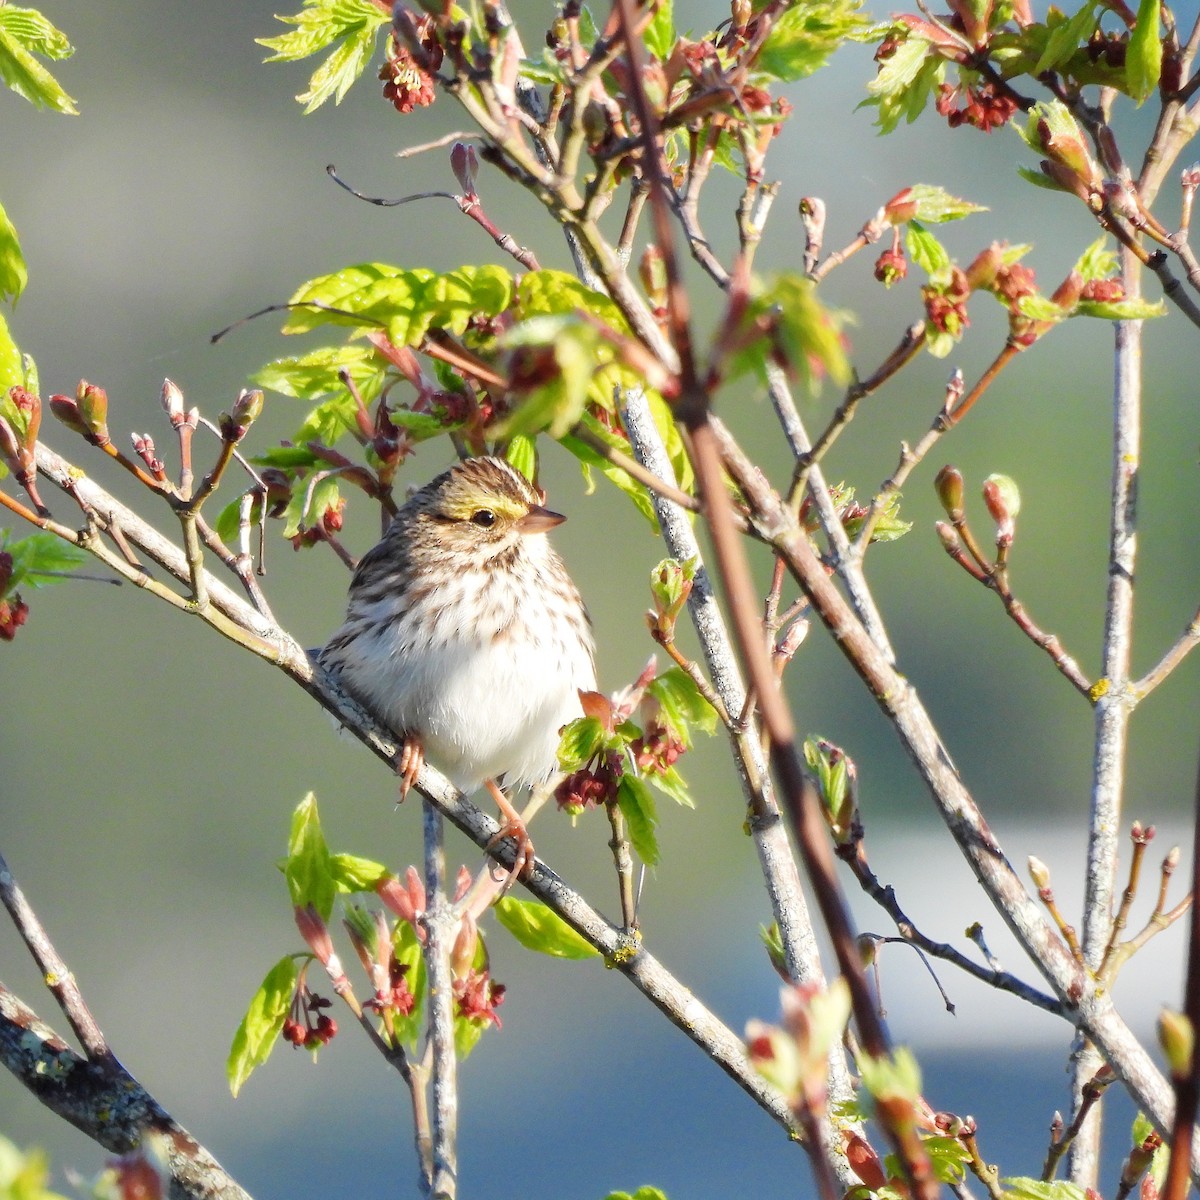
[888,184,986,225]
[0,6,77,113]
[504,433,538,484]
[494,897,600,959]
[605,1189,669,1200]
[227,955,299,1096]
[643,0,674,60]
[904,222,952,281]
[647,668,718,738]
[284,794,336,919]
[644,764,696,809]
[1000,1179,1089,1200]
[329,852,390,893]
[280,476,341,540]
[259,0,389,112]
[560,418,658,529]
[617,774,660,866]
[862,35,944,132]
[0,309,23,395]
[756,0,868,82]
[1126,0,1162,105]
[2,531,88,590]
[390,920,426,1048]
[1032,3,1100,76]
[1075,297,1167,320]
[557,715,606,771]
[253,344,387,402]
[0,200,27,307]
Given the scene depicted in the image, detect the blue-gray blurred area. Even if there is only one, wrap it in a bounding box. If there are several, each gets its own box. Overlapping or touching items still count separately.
[1,2,1198,1196]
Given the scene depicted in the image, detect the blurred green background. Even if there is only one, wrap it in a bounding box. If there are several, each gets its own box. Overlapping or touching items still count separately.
[2,2,1198,1196]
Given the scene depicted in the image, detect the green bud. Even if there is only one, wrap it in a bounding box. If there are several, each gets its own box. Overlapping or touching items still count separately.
[983,474,1021,544]
[1158,1009,1193,1078]
[934,465,965,520]
[76,382,110,444]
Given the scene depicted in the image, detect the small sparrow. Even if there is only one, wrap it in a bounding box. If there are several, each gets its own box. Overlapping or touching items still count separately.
[320,456,596,877]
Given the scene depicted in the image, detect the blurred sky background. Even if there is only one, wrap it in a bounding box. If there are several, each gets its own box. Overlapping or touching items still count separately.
[2,2,1200,1197]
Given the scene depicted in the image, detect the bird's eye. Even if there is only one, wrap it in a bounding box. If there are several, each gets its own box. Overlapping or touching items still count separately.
[470,509,497,527]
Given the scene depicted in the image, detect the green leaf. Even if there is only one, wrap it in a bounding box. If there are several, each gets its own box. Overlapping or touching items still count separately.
[1032,3,1099,75]
[643,0,674,59]
[253,445,325,470]
[605,1189,669,1200]
[259,0,389,111]
[0,8,77,113]
[283,794,336,918]
[253,343,387,402]
[557,715,606,771]
[281,476,341,539]
[858,1045,922,1112]
[647,667,718,738]
[617,774,660,866]
[1075,297,1167,320]
[283,263,515,347]
[498,315,601,439]
[329,852,390,892]
[1126,0,1162,105]
[0,1134,70,1200]
[504,433,538,484]
[842,491,911,543]
[0,200,27,308]
[2,531,88,591]
[645,764,695,809]
[1073,236,1118,283]
[756,0,867,81]
[905,221,952,281]
[227,955,299,1096]
[560,413,658,528]
[729,275,850,392]
[862,34,944,132]
[891,184,986,224]
[390,920,426,1048]
[517,269,629,330]
[494,897,600,959]
[1000,1179,1089,1200]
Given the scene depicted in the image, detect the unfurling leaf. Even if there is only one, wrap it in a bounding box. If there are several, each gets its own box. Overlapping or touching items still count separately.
[227,955,299,1096]
[284,793,336,918]
[494,897,600,959]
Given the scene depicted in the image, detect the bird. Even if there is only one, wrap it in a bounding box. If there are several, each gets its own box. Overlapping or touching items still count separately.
[320,455,596,880]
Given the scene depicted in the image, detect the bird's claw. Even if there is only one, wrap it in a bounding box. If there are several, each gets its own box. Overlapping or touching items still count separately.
[486,817,535,888]
[395,736,424,800]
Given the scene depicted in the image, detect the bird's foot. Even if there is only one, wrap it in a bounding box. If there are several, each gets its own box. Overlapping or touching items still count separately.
[485,779,535,885]
[394,735,425,800]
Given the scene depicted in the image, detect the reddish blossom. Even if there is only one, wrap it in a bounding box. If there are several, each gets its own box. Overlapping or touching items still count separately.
[454,968,506,1027]
[0,594,29,640]
[922,268,971,336]
[380,45,436,114]
[874,245,907,287]
[935,82,1017,132]
[630,723,685,774]
[993,263,1037,309]
[1081,278,1124,303]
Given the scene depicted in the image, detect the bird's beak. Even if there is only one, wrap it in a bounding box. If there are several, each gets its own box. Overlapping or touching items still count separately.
[518,504,566,534]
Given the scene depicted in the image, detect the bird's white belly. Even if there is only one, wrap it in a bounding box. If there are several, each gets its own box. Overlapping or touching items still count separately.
[334,599,594,791]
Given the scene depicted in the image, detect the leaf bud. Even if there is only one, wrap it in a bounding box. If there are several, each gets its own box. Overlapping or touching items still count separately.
[7,386,41,447]
[1028,854,1051,891]
[161,378,185,425]
[48,393,88,436]
[1157,1008,1194,1079]
[935,465,965,520]
[450,141,479,197]
[983,473,1020,517]
[76,381,110,445]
